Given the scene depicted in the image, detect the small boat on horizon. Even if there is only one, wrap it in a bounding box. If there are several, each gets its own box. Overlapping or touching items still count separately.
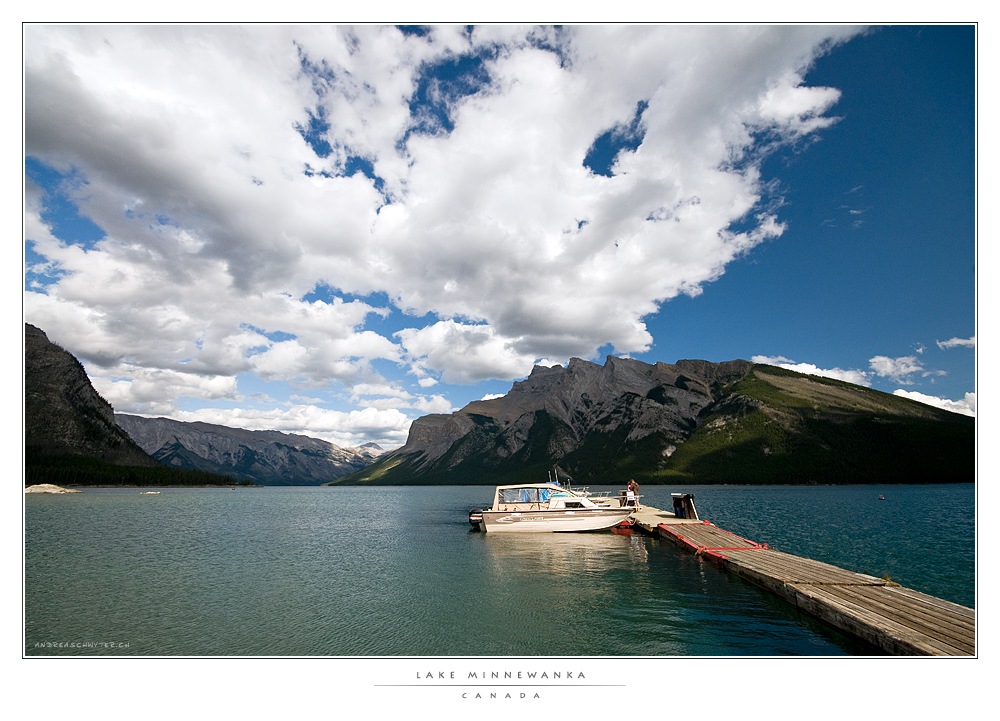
[469,482,634,533]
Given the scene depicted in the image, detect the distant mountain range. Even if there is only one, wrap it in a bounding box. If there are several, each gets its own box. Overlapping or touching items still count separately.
[335,356,974,486]
[116,415,383,486]
[26,321,974,488]
[25,322,380,487]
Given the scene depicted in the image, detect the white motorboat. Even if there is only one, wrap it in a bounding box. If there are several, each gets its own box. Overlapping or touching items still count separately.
[469,482,634,533]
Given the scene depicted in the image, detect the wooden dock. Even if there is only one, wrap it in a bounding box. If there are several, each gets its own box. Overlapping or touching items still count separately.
[629,504,975,656]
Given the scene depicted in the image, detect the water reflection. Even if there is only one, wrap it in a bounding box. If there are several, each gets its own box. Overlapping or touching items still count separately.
[479,531,647,578]
[625,532,650,563]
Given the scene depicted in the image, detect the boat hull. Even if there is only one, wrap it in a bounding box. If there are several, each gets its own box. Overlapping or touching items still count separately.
[480,507,632,533]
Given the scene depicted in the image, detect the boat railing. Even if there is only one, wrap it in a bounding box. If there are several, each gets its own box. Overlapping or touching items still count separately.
[552,484,643,509]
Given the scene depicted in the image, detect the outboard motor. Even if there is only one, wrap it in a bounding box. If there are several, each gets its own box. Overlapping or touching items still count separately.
[469,508,484,530]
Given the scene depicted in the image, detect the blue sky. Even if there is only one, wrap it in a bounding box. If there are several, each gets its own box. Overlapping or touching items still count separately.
[23,25,976,448]
[632,26,975,403]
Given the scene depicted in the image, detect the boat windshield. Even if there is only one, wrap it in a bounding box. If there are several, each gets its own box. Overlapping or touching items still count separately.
[499,487,554,504]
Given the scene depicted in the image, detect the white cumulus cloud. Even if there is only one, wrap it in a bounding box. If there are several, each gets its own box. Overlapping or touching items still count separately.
[167,405,413,449]
[868,355,944,385]
[893,390,976,417]
[24,25,863,437]
[937,336,976,350]
[751,355,871,386]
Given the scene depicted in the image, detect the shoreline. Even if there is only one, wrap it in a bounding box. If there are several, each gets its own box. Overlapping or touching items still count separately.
[25,484,260,490]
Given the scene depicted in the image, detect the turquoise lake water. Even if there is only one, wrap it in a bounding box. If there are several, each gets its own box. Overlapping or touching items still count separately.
[24,484,974,656]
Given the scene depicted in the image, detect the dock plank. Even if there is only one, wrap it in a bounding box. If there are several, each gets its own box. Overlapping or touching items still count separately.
[849,585,977,631]
[719,549,886,585]
[788,583,967,656]
[888,585,976,621]
[796,583,973,656]
[663,523,762,550]
[825,585,975,653]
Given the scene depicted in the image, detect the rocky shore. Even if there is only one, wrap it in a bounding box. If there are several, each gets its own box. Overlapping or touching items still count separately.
[25,484,82,494]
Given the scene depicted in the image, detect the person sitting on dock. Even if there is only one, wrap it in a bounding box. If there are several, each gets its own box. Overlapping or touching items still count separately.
[626,479,639,508]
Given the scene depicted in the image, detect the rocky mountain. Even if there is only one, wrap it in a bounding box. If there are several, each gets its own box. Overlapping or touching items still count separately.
[337,356,974,485]
[115,414,381,485]
[25,323,157,468]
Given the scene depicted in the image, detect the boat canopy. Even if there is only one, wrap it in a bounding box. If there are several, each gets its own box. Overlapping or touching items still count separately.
[498,486,560,504]
[492,482,602,510]
[494,482,572,501]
